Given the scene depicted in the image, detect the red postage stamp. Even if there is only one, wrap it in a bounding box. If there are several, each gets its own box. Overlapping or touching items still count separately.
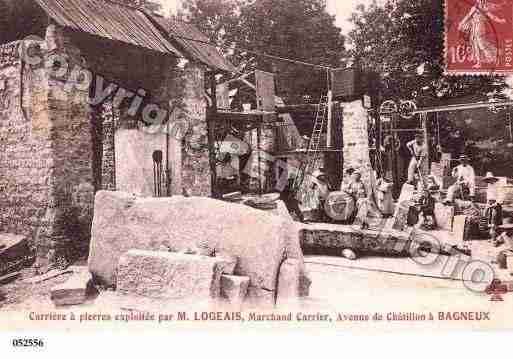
[445,0,513,75]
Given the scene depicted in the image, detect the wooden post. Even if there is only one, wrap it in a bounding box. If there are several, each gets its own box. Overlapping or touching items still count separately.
[206,72,219,198]
[375,109,382,178]
[391,113,400,198]
[326,90,333,148]
[422,112,430,175]
[257,123,263,195]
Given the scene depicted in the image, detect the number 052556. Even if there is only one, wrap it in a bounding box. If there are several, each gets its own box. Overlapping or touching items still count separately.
[12,338,44,347]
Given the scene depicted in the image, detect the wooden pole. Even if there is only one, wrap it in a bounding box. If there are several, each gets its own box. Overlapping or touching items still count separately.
[257,124,263,195]
[326,90,333,148]
[326,69,333,148]
[206,72,219,198]
[375,109,382,178]
[422,112,430,175]
[391,113,400,198]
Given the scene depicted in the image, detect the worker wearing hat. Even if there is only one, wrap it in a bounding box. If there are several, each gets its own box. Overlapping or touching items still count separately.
[311,169,330,220]
[340,167,356,190]
[406,133,428,185]
[341,170,371,229]
[445,155,476,204]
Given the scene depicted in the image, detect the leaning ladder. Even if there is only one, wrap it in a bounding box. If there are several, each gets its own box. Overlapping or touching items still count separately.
[293,94,329,197]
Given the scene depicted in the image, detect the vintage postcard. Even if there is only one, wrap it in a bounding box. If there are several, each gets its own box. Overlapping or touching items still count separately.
[2,0,513,345]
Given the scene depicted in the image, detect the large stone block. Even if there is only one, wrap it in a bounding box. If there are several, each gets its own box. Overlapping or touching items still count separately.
[276,259,301,305]
[50,267,92,306]
[89,191,309,304]
[116,250,227,300]
[220,275,250,304]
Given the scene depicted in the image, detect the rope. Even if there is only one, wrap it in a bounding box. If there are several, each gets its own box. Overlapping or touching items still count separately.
[166,32,336,72]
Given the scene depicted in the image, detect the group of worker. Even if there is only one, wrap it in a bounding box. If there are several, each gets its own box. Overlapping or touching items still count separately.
[281,131,504,242]
[406,133,480,203]
[280,166,373,229]
[406,133,504,239]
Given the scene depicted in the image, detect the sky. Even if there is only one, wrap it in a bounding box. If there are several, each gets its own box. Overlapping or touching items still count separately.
[159,0,374,34]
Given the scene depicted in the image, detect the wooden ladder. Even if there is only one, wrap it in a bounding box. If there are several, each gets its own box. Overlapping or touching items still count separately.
[293,94,329,197]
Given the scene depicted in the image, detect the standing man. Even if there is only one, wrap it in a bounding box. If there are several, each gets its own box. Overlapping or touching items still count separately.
[406,133,428,185]
[280,175,305,223]
[342,171,371,229]
[445,155,476,204]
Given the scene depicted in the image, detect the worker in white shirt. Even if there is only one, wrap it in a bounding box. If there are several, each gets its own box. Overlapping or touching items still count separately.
[444,155,475,204]
[406,134,427,185]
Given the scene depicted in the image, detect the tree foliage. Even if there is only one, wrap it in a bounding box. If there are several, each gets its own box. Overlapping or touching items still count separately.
[348,0,505,107]
[180,0,346,102]
[349,0,512,175]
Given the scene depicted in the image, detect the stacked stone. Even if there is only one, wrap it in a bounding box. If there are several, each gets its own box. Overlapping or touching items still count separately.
[101,103,117,191]
[181,63,211,197]
[341,100,372,186]
[0,40,55,266]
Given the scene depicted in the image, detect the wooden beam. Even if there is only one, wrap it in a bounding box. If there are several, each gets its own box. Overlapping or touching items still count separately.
[412,100,513,114]
[276,104,323,114]
[220,71,255,86]
[327,90,333,148]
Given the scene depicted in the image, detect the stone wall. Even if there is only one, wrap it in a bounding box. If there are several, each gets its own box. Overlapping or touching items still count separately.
[38,24,95,268]
[342,100,372,186]
[0,40,53,259]
[180,63,211,197]
[101,103,116,191]
[0,23,214,268]
[0,25,95,270]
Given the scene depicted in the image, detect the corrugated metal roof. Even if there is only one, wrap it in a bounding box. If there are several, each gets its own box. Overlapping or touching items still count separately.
[151,16,236,73]
[33,0,183,56]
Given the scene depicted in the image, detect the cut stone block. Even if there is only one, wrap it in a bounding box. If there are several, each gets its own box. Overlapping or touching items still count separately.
[220,275,249,304]
[50,268,92,306]
[89,191,310,305]
[116,250,228,300]
[452,215,470,241]
[245,286,276,308]
[507,253,513,275]
[276,259,301,305]
[217,256,237,275]
[271,200,293,221]
[434,202,454,231]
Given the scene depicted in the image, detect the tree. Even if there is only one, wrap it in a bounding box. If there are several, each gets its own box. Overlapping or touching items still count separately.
[348,0,505,107]
[179,0,240,48]
[180,0,346,102]
[349,0,512,175]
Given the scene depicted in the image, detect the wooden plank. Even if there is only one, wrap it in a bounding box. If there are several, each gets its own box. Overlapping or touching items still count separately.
[216,83,230,110]
[255,70,276,112]
[452,215,470,241]
[0,271,20,284]
[24,269,73,284]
